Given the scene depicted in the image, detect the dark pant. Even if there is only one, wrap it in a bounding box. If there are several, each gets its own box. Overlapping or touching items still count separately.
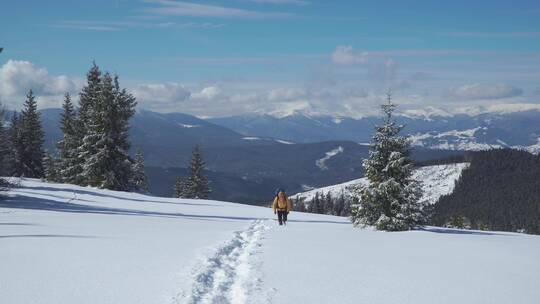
[277,210,288,225]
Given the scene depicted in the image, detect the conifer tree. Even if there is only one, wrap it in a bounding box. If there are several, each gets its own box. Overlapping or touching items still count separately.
[43,153,60,182]
[131,148,148,191]
[57,93,83,184]
[343,197,355,217]
[308,192,320,213]
[351,93,426,231]
[9,113,24,176]
[174,176,188,198]
[0,103,10,177]
[78,62,102,128]
[15,90,45,178]
[76,63,101,185]
[77,65,136,190]
[296,200,306,212]
[334,193,345,216]
[324,192,334,215]
[185,146,210,199]
[317,192,325,214]
[0,103,11,192]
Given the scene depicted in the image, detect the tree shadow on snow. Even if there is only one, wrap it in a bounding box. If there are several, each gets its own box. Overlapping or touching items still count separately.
[0,222,39,226]
[287,219,351,225]
[417,226,508,236]
[16,185,221,207]
[0,234,98,239]
[0,194,267,223]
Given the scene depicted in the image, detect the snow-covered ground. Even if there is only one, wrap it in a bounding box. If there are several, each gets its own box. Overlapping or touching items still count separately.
[1,178,539,304]
[410,127,540,154]
[291,163,470,204]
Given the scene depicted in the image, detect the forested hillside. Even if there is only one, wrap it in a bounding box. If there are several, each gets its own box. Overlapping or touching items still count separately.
[433,149,540,234]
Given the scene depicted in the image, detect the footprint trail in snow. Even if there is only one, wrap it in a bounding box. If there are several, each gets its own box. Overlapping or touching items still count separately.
[176,219,271,304]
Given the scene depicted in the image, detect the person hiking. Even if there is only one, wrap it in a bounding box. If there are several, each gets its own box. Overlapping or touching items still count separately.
[272,188,292,225]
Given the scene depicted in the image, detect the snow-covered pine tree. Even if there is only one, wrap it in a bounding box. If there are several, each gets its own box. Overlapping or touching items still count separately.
[296,200,306,212]
[78,62,101,128]
[9,113,23,176]
[0,103,11,193]
[308,192,320,213]
[350,93,426,231]
[78,65,136,191]
[317,192,325,214]
[131,148,149,192]
[174,176,188,198]
[343,196,355,217]
[334,193,345,216]
[324,192,334,215]
[76,63,102,185]
[57,93,83,184]
[185,146,210,199]
[15,90,45,178]
[0,102,10,177]
[43,152,60,182]
[108,75,137,189]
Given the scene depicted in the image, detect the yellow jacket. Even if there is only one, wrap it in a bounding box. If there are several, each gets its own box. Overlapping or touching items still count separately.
[272,196,292,212]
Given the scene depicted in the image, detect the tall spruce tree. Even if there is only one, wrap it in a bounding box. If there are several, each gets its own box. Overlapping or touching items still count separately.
[78,65,136,190]
[9,113,24,176]
[351,93,426,231]
[76,63,102,185]
[185,146,210,199]
[15,90,45,178]
[131,148,148,191]
[57,93,83,184]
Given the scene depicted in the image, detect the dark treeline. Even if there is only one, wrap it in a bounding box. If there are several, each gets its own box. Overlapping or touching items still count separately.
[290,192,357,217]
[432,149,540,234]
[415,154,467,167]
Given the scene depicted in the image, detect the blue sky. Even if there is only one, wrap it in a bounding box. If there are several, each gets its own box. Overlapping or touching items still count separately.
[1,0,539,117]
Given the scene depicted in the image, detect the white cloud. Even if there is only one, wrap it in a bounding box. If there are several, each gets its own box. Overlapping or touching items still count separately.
[0,60,80,109]
[331,46,399,83]
[331,46,369,65]
[50,20,224,31]
[191,86,223,100]
[133,82,191,104]
[450,83,523,100]
[143,0,290,18]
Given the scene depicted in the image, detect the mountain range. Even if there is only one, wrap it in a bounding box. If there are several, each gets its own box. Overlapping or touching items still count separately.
[38,109,460,203]
[209,110,540,153]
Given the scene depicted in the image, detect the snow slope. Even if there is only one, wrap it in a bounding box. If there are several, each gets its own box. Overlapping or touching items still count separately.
[1,178,539,304]
[291,163,470,204]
